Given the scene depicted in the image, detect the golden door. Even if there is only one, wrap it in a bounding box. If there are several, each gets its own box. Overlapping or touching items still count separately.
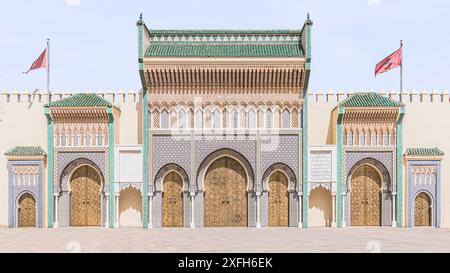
[351,165,381,226]
[204,157,248,227]
[162,172,183,227]
[414,192,431,226]
[70,165,101,227]
[18,193,36,228]
[268,171,289,227]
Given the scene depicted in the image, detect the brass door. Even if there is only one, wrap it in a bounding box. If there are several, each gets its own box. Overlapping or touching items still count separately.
[162,172,183,227]
[204,157,248,227]
[18,193,36,228]
[351,165,381,226]
[268,171,289,227]
[70,165,101,227]
[414,192,431,226]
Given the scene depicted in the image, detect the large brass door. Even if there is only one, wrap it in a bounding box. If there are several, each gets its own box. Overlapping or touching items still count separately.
[162,172,183,227]
[414,192,431,226]
[351,165,381,226]
[70,165,101,227]
[204,157,248,227]
[268,171,289,227]
[18,193,36,228]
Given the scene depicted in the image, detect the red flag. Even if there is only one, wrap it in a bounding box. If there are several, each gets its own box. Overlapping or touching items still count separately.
[23,48,47,74]
[375,47,402,76]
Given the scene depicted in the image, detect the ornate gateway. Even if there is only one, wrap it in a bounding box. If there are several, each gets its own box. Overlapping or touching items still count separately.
[70,165,101,226]
[162,172,183,227]
[204,157,248,227]
[18,193,36,228]
[414,192,431,227]
[268,171,289,227]
[351,165,381,226]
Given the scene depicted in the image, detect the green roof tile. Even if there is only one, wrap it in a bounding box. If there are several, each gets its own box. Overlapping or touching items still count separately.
[405,148,444,157]
[5,146,46,156]
[339,92,403,107]
[144,29,304,57]
[45,93,112,108]
[146,43,303,57]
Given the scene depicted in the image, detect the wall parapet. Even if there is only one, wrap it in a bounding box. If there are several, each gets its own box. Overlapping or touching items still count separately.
[307,90,450,104]
[2,89,450,104]
[0,90,143,104]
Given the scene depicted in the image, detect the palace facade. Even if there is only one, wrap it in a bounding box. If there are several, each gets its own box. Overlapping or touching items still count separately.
[0,15,448,228]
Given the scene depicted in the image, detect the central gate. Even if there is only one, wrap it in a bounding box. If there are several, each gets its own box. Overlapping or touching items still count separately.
[351,164,381,226]
[204,157,248,227]
[70,165,101,227]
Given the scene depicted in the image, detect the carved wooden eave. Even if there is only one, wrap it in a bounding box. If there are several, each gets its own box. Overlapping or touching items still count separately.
[343,107,400,123]
[49,107,111,122]
[143,58,307,94]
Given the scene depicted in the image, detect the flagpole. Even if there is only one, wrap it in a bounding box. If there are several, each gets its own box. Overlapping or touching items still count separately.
[400,40,403,95]
[47,38,50,102]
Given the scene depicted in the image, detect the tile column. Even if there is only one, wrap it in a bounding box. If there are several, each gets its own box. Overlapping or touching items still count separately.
[298,192,303,228]
[392,192,397,227]
[114,194,120,228]
[331,194,337,227]
[341,193,346,227]
[190,193,195,228]
[53,194,59,228]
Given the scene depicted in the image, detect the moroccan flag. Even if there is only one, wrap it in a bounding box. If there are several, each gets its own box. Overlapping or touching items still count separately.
[375,47,402,76]
[23,48,47,74]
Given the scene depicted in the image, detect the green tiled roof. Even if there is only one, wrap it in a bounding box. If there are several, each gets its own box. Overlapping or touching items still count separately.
[405,148,444,157]
[5,146,46,156]
[45,93,112,108]
[145,29,304,57]
[339,92,403,107]
[147,43,303,57]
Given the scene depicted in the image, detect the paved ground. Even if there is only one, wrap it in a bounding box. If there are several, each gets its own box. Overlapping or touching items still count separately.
[0,227,449,253]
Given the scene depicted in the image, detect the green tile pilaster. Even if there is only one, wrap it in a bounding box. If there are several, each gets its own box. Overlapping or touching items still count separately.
[300,13,312,227]
[336,107,344,227]
[396,106,405,227]
[107,107,115,228]
[45,107,54,228]
[302,94,309,227]
[138,14,149,228]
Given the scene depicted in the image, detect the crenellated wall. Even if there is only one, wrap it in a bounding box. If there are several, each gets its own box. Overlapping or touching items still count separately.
[1,89,450,227]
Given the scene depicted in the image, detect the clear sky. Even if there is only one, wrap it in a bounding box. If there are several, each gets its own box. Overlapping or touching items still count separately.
[0,0,449,93]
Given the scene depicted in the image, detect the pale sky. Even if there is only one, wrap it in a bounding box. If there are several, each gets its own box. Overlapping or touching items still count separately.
[0,0,449,93]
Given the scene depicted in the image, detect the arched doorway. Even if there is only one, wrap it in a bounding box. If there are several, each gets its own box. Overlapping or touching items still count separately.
[162,172,183,227]
[119,186,142,227]
[309,186,332,227]
[18,193,36,228]
[414,192,432,227]
[70,165,101,226]
[268,171,289,227]
[204,157,248,227]
[351,164,382,226]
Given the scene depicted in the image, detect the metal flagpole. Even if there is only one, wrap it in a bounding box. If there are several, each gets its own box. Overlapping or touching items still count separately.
[400,40,403,94]
[47,38,50,102]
